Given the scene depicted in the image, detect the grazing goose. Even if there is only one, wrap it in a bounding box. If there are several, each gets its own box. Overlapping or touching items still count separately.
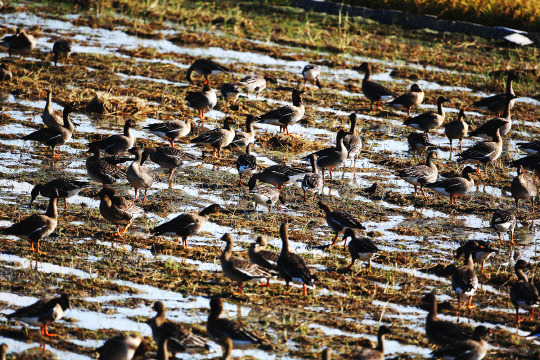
[86,147,127,185]
[354,325,392,360]
[207,296,265,348]
[248,175,285,213]
[146,301,210,356]
[511,165,537,213]
[23,104,75,158]
[235,143,257,186]
[342,113,363,168]
[88,120,137,155]
[397,149,438,196]
[96,334,145,360]
[185,84,218,121]
[98,187,144,235]
[469,94,518,139]
[220,233,275,294]
[258,89,305,135]
[52,39,72,66]
[404,96,450,136]
[517,140,540,155]
[187,58,229,85]
[1,27,36,59]
[303,130,348,181]
[7,294,71,337]
[228,115,256,149]
[510,259,539,323]
[30,178,91,211]
[2,191,58,254]
[0,63,12,81]
[407,132,436,156]
[425,166,476,204]
[152,204,225,246]
[358,62,397,110]
[127,147,156,202]
[301,154,323,201]
[444,108,469,156]
[452,250,478,309]
[277,222,314,296]
[387,84,424,116]
[457,123,506,174]
[491,208,517,244]
[144,119,195,148]
[422,292,473,346]
[456,240,498,273]
[318,201,365,245]
[473,70,518,116]
[302,64,322,89]
[252,164,309,188]
[511,154,540,176]
[342,228,378,270]
[248,235,279,287]
[142,146,198,183]
[431,326,491,360]
[190,117,236,158]
[239,73,274,98]
[220,83,240,106]
[42,85,63,127]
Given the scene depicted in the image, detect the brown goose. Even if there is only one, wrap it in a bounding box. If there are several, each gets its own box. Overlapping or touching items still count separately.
[127,147,156,202]
[452,250,479,309]
[387,84,424,116]
[510,259,539,323]
[220,233,275,294]
[235,143,257,186]
[318,201,365,245]
[30,178,91,211]
[342,228,378,270]
[302,130,348,181]
[190,117,236,158]
[422,292,473,346]
[358,62,397,110]
[404,96,450,136]
[431,326,491,360]
[144,119,195,148]
[302,64,322,89]
[425,166,476,204]
[6,294,71,337]
[517,140,540,156]
[248,235,279,287]
[52,39,72,66]
[301,154,323,201]
[444,108,469,156]
[1,27,36,59]
[239,73,273,98]
[473,70,518,116]
[248,175,285,213]
[343,113,363,168]
[456,240,498,274]
[251,164,309,188]
[228,115,256,149]
[42,85,63,127]
[96,334,145,360]
[146,301,210,356]
[88,120,137,155]
[397,149,438,196]
[86,147,127,185]
[0,63,12,81]
[354,325,392,360]
[142,146,199,183]
[98,187,144,235]
[185,84,218,121]
[2,191,59,254]
[258,89,305,135]
[407,132,436,155]
[469,94,518,139]
[220,83,240,106]
[511,165,537,213]
[277,222,314,296]
[491,208,517,244]
[23,104,75,158]
[187,58,229,85]
[152,204,226,246]
[458,121,505,175]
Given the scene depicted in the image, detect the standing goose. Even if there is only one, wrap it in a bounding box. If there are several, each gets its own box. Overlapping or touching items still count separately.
[342,228,378,270]
[251,164,309,188]
[186,58,229,85]
[248,235,279,287]
[444,108,469,156]
[23,104,75,159]
[302,64,322,89]
[52,39,72,66]
[30,178,91,211]
[354,325,392,360]
[144,119,194,148]
[404,96,450,136]
[452,250,479,309]
[422,292,473,346]
[301,154,323,201]
[397,149,439,196]
[228,115,256,149]
[510,259,539,323]
[146,301,210,356]
[42,85,63,127]
[248,175,285,214]
[456,240,498,274]
[220,233,275,294]
[303,130,348,181]
[469,94,518,139]
[1,27,36,59]
[220,83,240,106]
[190,117,236,158]
[88,120,137,155]
[387,84,424,116]
[511,165,537,213]
[127,147,155,202]
[86,147,127,185]
[142,146,199,183]
[258,89,305,135]
[431,326,491,360]
[425,166,476,204]
[358,62,397,110]
[473,71,519,116]
[97,187,144,236]
[6,294,71,337]
[96,334,145,360]
[457,123,506,175]
[151,204,225,246]
[277,222,314,296]
[2,191,59,254]
[491,208,517,244]
[343,113,363,168]
[235,143,257,186]
[239,73,274,98]
[318,201,366,245]
[407,132,436,156]
[185,84,218,121]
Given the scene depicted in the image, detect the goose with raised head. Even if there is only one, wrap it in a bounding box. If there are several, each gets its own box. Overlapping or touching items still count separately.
[302,130,348,181]
[469,94,518,139]
[88,120,137,155]
[248,175,285,213]
[127,147,156,202]
[190,117,236,158]
[358,62,397,110]
[510,259,539,323]
[235,143,257,186]
[301,154,323,201]
[42,85,63,127]
[491,208,517,244]
[144,119,195,148]
[397,149,438,196]
[452,249,479,309]
[444,108,469,156]
[228,115,256,149]
[343,113,363,168]
[387,83,424,116]
[258,89,305,135]
[473,70,518,116]
[511,165,537,213]
[354,325,392,360]
[142,146,199,183]
[248,235,279,287]
[185,83,218,121]
[302,64,322,89]
[425,166,476,204]
[404,96,450,136]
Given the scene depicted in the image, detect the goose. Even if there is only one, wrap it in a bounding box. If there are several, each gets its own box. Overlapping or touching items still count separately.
[302,130,348,181]
[396,149,438,196]
[52,39,72,66]
[342,228,378,270]
[444,108,469,156]
[407,132,436,156]
[185,84,218,121]
[42,85,63,127]
[491,208,517,244]
[227,115,256,149]
[1,27,36,59]
[187,58,229,85]
[248,175,285,213]
[318,201,365,245]
[354,325,392,360]
[404,96,450,136]
[357,62,397,110]
[517,140,540,155]
[250,164,309,188]
[142,146,199,183]
[190,117,236,158]
[235,143,257,186]
[30,178,91,211]
[301,154,323,201]
[425,166,476,204]
[97,187,144,235]
[127,147,156,202]
[431,326,491,360]
[343,113,362,168]
[258,89,305,135]
[387,84,424,116]
[248,235,279,287]
[88,120,137,155]
[452,250,479,309]
[510,259,539,323]
[96,334,145,360]
[469,94,518,139]
[511,165,537,213]
[457,124,506,174]
[456,240,498,273]
[86,147,127,185]
[220,83,240,106]
[239,73,275,98]
[144,119,195,148]
[302,64,322,89]
[473,70,518,116]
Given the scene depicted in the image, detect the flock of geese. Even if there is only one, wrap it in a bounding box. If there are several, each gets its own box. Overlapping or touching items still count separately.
[1,22,539,360]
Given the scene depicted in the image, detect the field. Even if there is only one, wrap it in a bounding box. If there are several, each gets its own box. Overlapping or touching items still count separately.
[0,0,539,359]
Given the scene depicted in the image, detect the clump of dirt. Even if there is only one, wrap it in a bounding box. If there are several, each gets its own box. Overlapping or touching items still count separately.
[86,91,151,115]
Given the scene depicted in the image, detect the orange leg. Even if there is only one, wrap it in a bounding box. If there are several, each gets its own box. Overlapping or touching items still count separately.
[168,169,175,182]
[169,139,176,148]
[529,308,535,320]
[517,308,525,323]
[51,147,60,159]
[457,295,462,309]
[302,283,307,296]
[498,233,503,244]
[532,198,535,214]
[233,283,243,295]
[133,188,139,201]
[332,232,339,245]
[30,242,46,255]
[481,262,485,274]
[467,297,475,309]
[182,237,187,247]
[376,101,380,110]
[342,237,348,247]
[63,199,68,211]
[510,231,515,245]
[368,258,372,271]
[259,278,270,287]
[329,170,333,180]
[118,221,132,235]
[142,189,148,202]
[353,158,357,168]
[41,324,57,337]
[421,187,427,197]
